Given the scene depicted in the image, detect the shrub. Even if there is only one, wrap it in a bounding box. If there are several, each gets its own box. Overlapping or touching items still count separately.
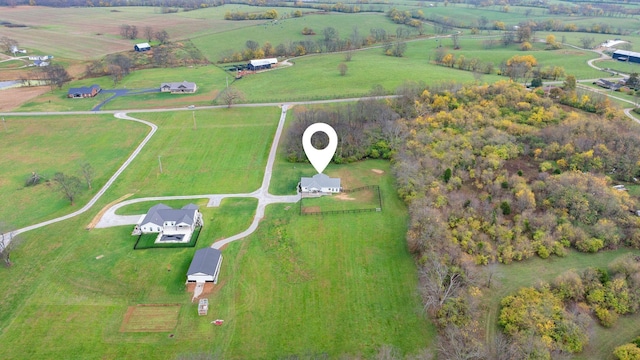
[595,306,619,327]
[613,343,640,360]
[575,238,604,253]
[500,201,511,215]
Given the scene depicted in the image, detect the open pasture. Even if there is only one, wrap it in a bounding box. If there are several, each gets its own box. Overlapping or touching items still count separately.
[192,11,420,62]
[0,114,148,229]
[105,107,279,197]
[0,5,268,60]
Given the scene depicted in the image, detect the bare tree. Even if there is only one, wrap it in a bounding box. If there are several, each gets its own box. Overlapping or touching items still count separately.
[25,171,42,187]
[155,30,170,44]
[219,87,245,108]
[580,36,595,49]
[53,172,82,205]
[144,26,154,43]
[0,36,18,54]
[130,25,138,40]
[451,33,460,49]
[437,325,486,360]
[80,163,94,190]
[39,64,72,89]
[119,24,132,39]
[419,257,464,313]
[338,62,348,76]
[344,48,353,62]
[108,64,123,85]
[0,228,16,267]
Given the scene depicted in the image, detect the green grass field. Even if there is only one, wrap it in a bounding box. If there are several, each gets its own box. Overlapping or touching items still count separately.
[0,114,148,229]
[104,107,279,197]
[0,159,434,359]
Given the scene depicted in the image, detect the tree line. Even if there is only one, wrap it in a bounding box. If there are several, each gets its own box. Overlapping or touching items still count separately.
[218,25,415,63]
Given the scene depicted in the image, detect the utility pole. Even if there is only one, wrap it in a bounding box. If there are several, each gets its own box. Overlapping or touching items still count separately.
[2,117,5,132]
[226,76,229,88]
[158,155,163,174]
[192,111,196,130]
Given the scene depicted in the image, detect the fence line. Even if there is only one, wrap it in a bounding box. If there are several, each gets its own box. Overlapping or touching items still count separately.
[299,185,382,216]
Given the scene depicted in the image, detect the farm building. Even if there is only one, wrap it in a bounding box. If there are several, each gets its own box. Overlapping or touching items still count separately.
[612,50,640,64]
[160,81,197,94]
[247,58,278,71]
[136,203,202,235]
[134,43,151,52]
[300,174,341,193]
[67,84,101,98]
[187,248,223,283]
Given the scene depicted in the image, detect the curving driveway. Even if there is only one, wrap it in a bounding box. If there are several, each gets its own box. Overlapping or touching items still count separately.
[93,104,300,249]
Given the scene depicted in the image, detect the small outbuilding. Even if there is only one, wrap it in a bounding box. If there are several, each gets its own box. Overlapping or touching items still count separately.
[134,43,151,52]
[300,173,342,193]
[612,50,640,64]
[187,248,223,284]
[67,84,101,98]
[247,58,278,71]
[160,81,197,94]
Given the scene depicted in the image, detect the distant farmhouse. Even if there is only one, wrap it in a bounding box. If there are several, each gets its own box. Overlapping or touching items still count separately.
[134,43,151,52]
[160,81,197,94]
[133,203,203,243]
[593,78,624,91]
[247,58,277,71]
[612,50,640,64]
[67,84,101,98]
[187,248,223,284]
[300,173,341,193]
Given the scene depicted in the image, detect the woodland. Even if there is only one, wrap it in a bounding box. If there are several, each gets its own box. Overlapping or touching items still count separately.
[285,80,640,359]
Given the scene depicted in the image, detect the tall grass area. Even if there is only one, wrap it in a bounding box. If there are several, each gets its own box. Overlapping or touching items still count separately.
[105,107,280,197]
[0,114,148,229]
[484,249,640,360]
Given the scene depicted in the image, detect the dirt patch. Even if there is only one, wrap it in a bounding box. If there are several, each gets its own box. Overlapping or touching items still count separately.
[334,193,355,201]
[120,304,181,332]
[503,157,538,181]
[86,193,134,230]
[371,169,384,174]
[0,86,50,111]
[187,281,225,301]
[302,206,321,214]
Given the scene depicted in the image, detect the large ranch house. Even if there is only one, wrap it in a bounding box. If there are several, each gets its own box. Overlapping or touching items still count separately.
[160,81,197,94]
[133,203,203,244]
[67,84,101,98]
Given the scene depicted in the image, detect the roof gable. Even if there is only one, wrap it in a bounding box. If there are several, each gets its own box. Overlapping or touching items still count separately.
[187,248,222,276]
[139,203,198,227]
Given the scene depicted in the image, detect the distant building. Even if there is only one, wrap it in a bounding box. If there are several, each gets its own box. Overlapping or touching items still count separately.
[612,50,640,64]
[600,39,629,49]
[247,58,278,71]
[67,84,101,98]
[160,81,197,94]
[134,43,151,52]
[300,173,341,193]
[187,248,223,284]
[33,60,49,67]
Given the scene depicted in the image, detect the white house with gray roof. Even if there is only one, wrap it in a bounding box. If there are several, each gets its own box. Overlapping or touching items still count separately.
[300,174,341,193]
[187,248,223,283]
[137,203,202,235]
[160,81,197,94]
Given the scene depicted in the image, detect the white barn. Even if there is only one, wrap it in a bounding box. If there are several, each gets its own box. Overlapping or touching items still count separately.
[187,248,223,283]
[247,58,278,71]
[300,174,341,193]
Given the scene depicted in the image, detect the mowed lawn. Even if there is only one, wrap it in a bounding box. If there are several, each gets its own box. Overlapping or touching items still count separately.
[0,114,148,229]
[0,196,259,360]
[210,160,434,358]
[0,160,434,359]
[105,107,280,197]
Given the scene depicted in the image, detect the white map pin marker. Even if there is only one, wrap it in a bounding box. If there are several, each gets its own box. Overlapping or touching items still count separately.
[302,123,338,174]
